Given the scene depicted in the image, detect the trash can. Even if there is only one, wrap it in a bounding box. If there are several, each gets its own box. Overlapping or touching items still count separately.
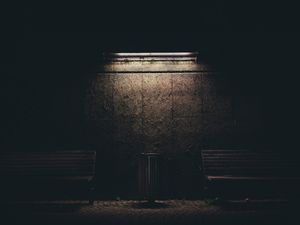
[138,153,161,201]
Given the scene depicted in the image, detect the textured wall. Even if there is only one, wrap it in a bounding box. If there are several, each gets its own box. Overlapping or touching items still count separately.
[83,57,264,197]
[84,62,238,155]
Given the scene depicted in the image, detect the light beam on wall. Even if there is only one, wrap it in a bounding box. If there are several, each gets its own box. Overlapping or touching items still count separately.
[86,51,215,153]
[103,52,198,62]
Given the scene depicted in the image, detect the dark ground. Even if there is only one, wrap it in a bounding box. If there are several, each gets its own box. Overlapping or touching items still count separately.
[1,200,299,225]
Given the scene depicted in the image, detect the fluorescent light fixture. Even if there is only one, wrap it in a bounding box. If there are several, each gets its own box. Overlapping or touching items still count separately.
[111,52,197,57]
[103,52,198,62]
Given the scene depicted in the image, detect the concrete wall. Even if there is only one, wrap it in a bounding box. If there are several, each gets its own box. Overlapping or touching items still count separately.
[85,72,235,154]
[84,55,262,155]
[82,54,264,197]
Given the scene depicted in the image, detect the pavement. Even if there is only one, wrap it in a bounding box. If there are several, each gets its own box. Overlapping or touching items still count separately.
[1,200,299,225]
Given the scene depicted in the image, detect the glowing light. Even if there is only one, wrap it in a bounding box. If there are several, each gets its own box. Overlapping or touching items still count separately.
[103,52,198,63]
[110,52,198,57]
[98,52,205,72]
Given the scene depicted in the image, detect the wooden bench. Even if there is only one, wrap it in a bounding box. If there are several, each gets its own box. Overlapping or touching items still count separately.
[0,150,96,204]
[201,149,300,199]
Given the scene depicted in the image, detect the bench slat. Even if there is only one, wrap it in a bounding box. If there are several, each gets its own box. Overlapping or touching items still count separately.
[201,149,300,180]
[0,151,96,179]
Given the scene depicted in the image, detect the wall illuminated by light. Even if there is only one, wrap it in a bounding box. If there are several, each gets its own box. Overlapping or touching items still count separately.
[84,52,235,155]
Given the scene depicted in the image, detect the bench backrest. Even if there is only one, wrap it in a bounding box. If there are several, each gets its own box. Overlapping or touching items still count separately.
[0,151,96,179]
[201,150,300,178]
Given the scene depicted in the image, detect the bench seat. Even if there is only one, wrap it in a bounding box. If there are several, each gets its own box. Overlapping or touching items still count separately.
[0,150,96,203]
[201,149,300,199]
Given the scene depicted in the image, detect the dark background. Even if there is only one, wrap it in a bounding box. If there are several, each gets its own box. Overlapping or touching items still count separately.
[1,2,300,198]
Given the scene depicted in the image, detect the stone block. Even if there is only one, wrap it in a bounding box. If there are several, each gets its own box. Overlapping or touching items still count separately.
[143,118,172,153]
[143,74,172,98]
[172,73,202,117]
[84,75,113,120]
[113,118,143,143]
[173,95,202,118]
[113,74,143,118]
[143,96,172,120]
[172,73,202,96]
[113,118,143,161]
[173,117,203,153]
